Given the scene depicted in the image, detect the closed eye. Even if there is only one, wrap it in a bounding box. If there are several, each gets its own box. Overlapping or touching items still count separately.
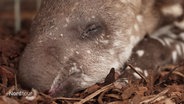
[81,23,103,39]
[86,24,101,33]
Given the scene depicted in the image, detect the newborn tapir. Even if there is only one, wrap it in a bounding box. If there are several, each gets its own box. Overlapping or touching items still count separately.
[18,0,183,97]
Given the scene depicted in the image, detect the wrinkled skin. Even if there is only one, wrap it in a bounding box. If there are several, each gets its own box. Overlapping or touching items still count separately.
[18,0,160,97]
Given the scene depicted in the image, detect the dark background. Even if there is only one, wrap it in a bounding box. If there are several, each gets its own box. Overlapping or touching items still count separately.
[0,0,39,32]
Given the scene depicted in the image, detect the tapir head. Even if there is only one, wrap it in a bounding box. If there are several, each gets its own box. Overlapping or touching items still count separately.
[18,0,159,96]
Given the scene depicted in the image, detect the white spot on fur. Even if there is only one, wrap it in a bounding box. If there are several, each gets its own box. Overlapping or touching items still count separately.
[86,50,91,54]
[134,24,139,31]
[79,65,83,69]
[106,35,110,38]
[91,16,95,18]
[38,40,43,43]
[172,51,178,63]
[136,15,143,23]
[60,34,63,37]
[65,17,70,23]
[64,56,67,60]
[161,4,183,17]
[99,40,109,44]
[136,50,144,57]
[144,70,148,77]
[75,51,80,54]
[49,32,53,36]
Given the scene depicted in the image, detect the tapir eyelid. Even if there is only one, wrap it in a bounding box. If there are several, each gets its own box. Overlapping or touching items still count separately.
[86,24,101,33]
[81,23,103,39]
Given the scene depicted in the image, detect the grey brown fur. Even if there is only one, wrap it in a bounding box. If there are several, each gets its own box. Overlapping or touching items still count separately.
[18,0,183,97]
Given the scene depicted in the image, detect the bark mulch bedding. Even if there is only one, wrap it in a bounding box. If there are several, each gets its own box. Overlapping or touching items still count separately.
[0,21,183,104]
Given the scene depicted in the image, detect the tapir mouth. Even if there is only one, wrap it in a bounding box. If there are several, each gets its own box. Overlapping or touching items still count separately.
[48,80,66,96]
[48,70,82,97]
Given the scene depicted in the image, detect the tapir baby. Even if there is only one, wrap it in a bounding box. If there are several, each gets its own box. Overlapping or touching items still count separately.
[18,0,184,97]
